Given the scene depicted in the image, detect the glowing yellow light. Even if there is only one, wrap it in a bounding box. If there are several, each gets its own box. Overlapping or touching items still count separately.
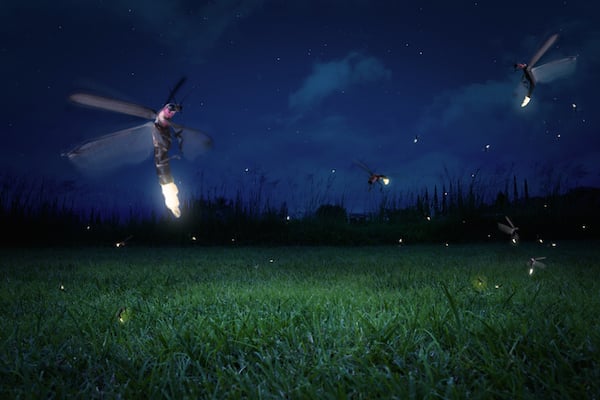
[381,177,390,185]
[191,236,197,241]
[551,242,557,247]
[286,215,290,221]
[269,259,274,263]
[529,267,534,275]
[60,284,65,291]
[472,275,487,291]
[426,216,431,221]
[398,238,403,244]
[116,307,130,324]
[572,103,577,109]
[538,238,544,244]
[521,96,531,107]
[161,182,181,218]
[231,238,236,243]
[86,225,91,230]
[445,242,449,247]
[582,225,587,230]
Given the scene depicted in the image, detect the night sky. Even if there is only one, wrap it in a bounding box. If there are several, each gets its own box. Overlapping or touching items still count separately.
[2,1,599,217]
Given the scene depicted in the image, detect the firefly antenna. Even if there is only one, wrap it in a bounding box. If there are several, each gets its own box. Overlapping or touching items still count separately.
[165,76,187,105]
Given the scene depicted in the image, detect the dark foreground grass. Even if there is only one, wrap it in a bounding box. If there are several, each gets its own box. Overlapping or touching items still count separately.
[1,242,599,399]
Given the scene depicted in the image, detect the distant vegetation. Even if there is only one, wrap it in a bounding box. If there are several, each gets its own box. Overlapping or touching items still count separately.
[1,172,599,246]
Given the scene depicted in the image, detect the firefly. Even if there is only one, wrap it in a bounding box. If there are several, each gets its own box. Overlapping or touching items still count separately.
[527,257,547,275]
[115,235,133,248]
[64,78,213,218]
[353,160,390,189]
[498,216,519,244]
[514,33,577,108]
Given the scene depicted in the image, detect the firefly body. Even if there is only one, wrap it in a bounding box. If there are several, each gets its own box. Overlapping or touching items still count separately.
[498,215,520,244]
[354,160,390,190]
[64,78,212,218]
[514,33,577,107]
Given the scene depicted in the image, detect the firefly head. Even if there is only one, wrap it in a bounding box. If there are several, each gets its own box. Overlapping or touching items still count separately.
[514,63,527,71]
[161,103,182,120]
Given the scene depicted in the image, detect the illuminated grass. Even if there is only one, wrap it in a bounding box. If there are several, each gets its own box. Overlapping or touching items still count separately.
[1,243,599,398]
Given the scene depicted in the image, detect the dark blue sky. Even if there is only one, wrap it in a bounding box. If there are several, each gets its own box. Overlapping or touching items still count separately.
[2,1,599,216]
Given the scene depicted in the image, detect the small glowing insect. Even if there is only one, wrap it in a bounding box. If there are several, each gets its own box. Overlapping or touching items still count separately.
[527,257,547,275]
[115,235,133,248]
[413,135,419,143]
[472,275,487,291]
[498,216,519,244]
[59,283,65,291]
[116,307,130,324]
[514,33,577,108]
[353,160,390,190]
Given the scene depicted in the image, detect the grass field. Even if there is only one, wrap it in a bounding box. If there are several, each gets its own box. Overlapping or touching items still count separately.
[1,242,599,399]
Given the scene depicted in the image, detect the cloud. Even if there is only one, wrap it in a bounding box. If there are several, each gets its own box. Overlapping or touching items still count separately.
[289,52,391,111]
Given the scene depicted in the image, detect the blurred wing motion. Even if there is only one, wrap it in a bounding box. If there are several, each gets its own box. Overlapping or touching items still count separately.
[498,216,519,235]
[66,87,213,173]
[527,33,559,68]
[69,93,157,120]
[533,257,547,269]
[531,56,577,83]
[64,122,155,175]
[505,216,516,228]
[353,159,374,174]
[497,222,514,235]
[171,122,213,160]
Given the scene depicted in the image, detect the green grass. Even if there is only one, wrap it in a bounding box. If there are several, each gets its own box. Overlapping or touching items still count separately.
[1,242,599,399]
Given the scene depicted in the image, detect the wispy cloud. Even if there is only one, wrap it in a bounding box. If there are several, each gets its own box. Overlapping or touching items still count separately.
[289,52,391,111]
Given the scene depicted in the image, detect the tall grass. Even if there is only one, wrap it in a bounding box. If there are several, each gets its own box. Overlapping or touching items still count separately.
[2,170,600,246]
[1,243,598,398]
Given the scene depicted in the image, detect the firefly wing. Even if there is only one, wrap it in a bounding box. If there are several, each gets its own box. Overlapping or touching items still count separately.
[505,216,516,229]
[497,222,514,235]
[528,33,559,68]
[353,159,374,174]
[69,93,157,120]
[530,56,577,83]
[171,123,213,160]
[64,122,155,175]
